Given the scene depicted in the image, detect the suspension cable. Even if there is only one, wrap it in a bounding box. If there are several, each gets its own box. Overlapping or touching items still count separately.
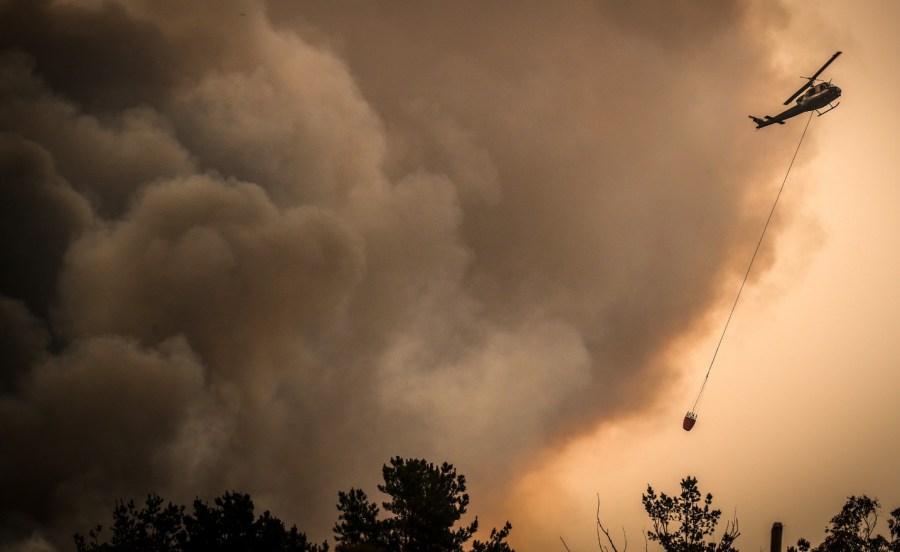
[690,111,815,413]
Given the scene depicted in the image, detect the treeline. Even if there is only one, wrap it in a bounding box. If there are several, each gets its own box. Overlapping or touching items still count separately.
[76,457,900,552]
[596,476,900,552]
[74,457,513,552]
[787,495,900,552]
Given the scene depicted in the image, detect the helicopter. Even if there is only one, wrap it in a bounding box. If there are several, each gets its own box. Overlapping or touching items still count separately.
[750,51,842,129]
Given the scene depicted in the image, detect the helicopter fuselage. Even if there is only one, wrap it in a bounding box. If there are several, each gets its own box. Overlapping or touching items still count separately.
[795,82,842,109]
[750,83,841,129]
[749,51,843,130]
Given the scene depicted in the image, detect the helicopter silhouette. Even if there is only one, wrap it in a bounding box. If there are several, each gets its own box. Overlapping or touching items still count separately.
[750,51,842,129]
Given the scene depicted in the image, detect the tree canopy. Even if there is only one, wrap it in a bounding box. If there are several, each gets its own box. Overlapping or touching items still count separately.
[75,457,513,552]
[788,495,900,552]
[640,476,740,552]
[333,456,513,552]
[74,491,327,552]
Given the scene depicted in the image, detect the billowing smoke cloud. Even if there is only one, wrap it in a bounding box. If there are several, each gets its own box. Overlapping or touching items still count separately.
[0,0,804,549]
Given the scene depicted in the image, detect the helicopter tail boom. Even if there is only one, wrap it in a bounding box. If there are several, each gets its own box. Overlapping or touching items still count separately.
[749,115,785,129]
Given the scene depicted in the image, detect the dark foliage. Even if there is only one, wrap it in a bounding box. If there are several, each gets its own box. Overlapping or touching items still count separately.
[788,496,900,552]
[379,457,477,552]
[641,476,740,552]
[471,522,514,552]
[333,457,514,552]
[333,488,386,550]
[73,495,183,552]
[75,457,512,552]
[74,491,327,552]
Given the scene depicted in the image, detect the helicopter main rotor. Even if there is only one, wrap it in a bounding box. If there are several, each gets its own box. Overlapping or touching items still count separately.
[783,51,842,105]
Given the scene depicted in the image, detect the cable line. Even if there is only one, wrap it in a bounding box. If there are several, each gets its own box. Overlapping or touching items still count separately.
[683,111,815,432]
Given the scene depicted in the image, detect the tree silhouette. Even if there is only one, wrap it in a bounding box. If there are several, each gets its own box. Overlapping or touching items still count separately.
[333,488,386,550]
[470,522,514,552]
[75,457,512,552]
[74,495,183,552]
[74,491,327,552]
[787,495,900,552]
[380,457,477,552]
[333,457,515,552]
[641,476,739,552]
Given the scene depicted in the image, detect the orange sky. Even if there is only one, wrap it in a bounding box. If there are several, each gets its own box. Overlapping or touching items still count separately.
[505,2,900,550]
[2,2,899,551]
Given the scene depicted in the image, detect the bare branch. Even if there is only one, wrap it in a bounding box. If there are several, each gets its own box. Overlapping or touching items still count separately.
[865,505,879,541]
[718,508,741,550]
[596,494,625,552]
[560,536,573,552]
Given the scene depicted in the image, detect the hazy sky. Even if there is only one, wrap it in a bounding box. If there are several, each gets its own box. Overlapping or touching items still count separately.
[1,1,898,551]
[513,2,900,551]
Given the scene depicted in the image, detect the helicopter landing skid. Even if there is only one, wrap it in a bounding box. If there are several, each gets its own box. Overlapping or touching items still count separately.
[816,102,840,116]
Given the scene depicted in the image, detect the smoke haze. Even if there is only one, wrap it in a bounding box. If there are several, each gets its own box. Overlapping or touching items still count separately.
[0,1,805,549]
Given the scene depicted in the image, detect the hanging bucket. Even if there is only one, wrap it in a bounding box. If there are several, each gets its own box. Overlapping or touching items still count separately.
[683,411,697,431]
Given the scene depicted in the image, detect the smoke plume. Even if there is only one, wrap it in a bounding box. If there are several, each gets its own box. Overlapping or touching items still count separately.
[0,1,803,549]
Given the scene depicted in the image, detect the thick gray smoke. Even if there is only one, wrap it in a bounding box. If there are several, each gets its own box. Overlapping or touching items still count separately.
[0,1,804,549]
